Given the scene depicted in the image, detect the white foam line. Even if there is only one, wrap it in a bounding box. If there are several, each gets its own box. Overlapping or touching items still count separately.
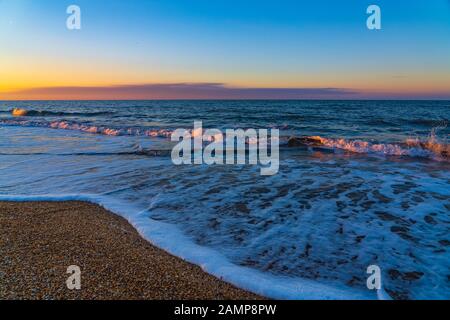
[0,193,379,300]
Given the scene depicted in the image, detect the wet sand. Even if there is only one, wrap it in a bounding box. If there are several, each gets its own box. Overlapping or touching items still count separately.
[0,201,262,300]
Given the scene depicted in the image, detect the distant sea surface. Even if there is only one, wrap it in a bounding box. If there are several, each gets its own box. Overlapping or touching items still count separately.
[0,100,449,299]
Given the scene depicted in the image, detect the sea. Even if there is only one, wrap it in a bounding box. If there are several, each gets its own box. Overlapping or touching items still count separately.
[0,100,449,299]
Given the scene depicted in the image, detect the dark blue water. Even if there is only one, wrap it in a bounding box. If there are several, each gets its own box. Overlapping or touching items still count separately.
[1,100,449,141]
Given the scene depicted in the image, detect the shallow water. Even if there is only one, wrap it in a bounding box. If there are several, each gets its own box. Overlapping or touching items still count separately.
[1,100,449,299]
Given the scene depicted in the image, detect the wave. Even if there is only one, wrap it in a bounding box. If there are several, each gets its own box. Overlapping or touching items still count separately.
[287,135,449,160]
[2,118,449,161]
[9,108,114,117]
[0,119,173,138]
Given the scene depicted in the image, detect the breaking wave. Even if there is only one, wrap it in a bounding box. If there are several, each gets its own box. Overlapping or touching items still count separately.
[0,119,173,138]
[287,135,449,160]
[1,118,449,161]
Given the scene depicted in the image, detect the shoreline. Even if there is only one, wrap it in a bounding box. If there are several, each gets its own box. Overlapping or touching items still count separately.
[0,201,263,300]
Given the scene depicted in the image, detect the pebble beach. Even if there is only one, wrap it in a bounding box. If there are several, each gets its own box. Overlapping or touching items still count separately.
[0,201,262,300]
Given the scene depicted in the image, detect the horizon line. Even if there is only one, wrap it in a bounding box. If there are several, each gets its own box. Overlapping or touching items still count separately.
[2,82,449,101]
[2,98,450,101]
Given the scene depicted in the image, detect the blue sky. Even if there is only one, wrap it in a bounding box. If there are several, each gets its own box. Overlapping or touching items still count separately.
[0,0,449,99]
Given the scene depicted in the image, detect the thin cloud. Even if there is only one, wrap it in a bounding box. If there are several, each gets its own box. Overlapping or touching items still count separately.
[3,83,358,100]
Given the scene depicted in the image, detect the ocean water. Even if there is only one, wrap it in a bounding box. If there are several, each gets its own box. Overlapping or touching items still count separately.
[0,100,449,300]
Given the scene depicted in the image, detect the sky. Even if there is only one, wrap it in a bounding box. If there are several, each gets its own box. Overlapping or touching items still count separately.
[0,0,449,100]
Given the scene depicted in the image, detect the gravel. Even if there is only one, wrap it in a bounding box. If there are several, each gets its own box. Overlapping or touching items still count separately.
[0,201,263,300]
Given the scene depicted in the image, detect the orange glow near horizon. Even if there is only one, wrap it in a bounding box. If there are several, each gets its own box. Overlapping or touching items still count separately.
[1,1,449,100]
[1,59,449,100]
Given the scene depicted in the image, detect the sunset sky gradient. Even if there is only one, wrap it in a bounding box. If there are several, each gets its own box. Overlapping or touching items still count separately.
[0,0,449,100]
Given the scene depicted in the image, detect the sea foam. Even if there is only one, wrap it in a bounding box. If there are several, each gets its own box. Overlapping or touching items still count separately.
[1,118,449,161]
